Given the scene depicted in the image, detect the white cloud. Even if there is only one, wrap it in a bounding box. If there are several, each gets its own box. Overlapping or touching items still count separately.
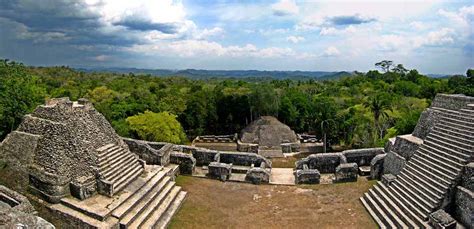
[195,27,224,39]
[438,5,474,27]
[414,28,454,47]
[271,0,299,16]
[93,55,110,61]
[409,21,428,30]
[320,25,357,36]
[322,46,340,57]
[286,36,305,43]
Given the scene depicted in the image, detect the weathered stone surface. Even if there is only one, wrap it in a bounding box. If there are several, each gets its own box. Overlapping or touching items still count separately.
[245,167,270,184]
[170,152,196,175]
[431,93,474,111]
[123,138,171,165]
[294,165,320,184]
[382,151,406,176]
[412,108,442,140]
[369,154,386,180]
[390,135,423,160]
[341,148,384,166]
[208,162,232,181]
[381,174,397,186]
[455,186,473,228]
[0,185,55,228]
[335,163,358,182]
[461,163,474,191]
[295,153,347,173]
[384,137,395,153]
[240,116,298,147]
[1,98,133,203]
[429,209,456,229]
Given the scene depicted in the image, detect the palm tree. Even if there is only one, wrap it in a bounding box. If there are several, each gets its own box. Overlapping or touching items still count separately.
[364,94,391,139]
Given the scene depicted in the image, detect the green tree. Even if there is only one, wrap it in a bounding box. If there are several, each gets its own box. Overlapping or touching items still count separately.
[126,111,187,144]
[363,94,392,140]
[375,60,393,73]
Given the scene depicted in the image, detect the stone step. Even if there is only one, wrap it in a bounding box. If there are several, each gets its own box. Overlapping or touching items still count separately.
[405,160,451,187]
[390,183,430,219]
[369,188,409,228]
[410,155,458,178]
[441,113,474,125]
[99,147,124,165]
[416,148,462,173]
[460,108,474,115]
[97,143,116,154]
[151,191,187,229]
[118,180,174,228]
[49,203,118,228]
[362,193,396,228]
[101,153,137,179]
[377,182,429,228]
[439,119,474,134]
[113,165,144,195]
[420,144,468,165]
[426,135,473,154]
[398,172,443,204]
[406,158,455,183]
[128,185,181,228]
[107,160,141,183]
[430,130,473,147]
[395,176,438,209]
[112,171,169,219]
[360,197,388,229]
[434,124,474,140]
[400,168,446,197]
[98,145,121,158]
[423,141,471,161]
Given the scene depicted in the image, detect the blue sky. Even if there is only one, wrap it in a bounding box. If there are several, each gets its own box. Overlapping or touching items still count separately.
[0,0,472,74]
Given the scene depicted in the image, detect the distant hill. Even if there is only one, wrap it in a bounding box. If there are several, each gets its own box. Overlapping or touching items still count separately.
[75,67,354,80]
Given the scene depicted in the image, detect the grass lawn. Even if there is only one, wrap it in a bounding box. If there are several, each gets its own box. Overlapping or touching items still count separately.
[170,176,377,229]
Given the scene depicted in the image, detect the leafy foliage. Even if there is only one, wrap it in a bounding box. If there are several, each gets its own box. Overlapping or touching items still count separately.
[0,59,471,148]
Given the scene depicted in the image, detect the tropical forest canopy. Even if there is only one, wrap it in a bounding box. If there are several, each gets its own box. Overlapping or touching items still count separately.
[0,59,473,148]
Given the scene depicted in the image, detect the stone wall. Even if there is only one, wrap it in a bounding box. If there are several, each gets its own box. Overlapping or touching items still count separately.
[296,153,347,173]
[412,109,443,140]
[431,94,474,111]
[0,185,54,228]
[341,148,384,166]
[170,152,196,175]
[455,186,473,227]
[123,138,171,165]
[390,135,423,160]
[383,151,406,176]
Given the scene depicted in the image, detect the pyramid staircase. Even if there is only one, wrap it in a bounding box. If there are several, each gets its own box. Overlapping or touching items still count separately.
[361,104,474,228]
[50,144,187,228]
[97,144,144,195]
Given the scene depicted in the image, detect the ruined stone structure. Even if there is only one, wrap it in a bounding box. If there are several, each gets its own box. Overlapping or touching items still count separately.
[192,116,323,158]
[0,185,54,228]
[361,94,474,228]
[0,98,187,228]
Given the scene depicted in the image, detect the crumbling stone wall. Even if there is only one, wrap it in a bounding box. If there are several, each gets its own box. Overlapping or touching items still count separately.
[295,153,347,173]
[123,138,171,165]
[412,109,442,140]
[170,152,196,175]
[370,154,386,180]
[390,135,423,160]
[454,163,474,227]
[341,148,384,166]
[383,151,406,176]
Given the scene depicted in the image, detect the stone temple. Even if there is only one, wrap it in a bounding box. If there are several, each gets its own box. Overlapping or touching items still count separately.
[193,116,322,157]
[0,98,186,228]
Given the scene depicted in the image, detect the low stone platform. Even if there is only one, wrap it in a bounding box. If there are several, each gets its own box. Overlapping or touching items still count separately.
[49,165,187,228]
[270,168,295,185]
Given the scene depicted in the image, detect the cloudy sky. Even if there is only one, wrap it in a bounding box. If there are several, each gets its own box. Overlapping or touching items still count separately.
[0,0,472,74]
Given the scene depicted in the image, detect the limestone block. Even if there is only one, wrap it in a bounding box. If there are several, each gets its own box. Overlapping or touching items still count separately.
[335,163,358,182]
[461,163,474,191]
[245,167,270,184]
[455,186,473,227]
[390,135,422,160]
[370,154,386,180]
[295,153,347,173]
[342,148,384,166]
[294,168,320,184]
[170,152,196,175]
[383,151,406,176]
[208,162,232,181]
[429,209,457,229]
[381,174,397,186]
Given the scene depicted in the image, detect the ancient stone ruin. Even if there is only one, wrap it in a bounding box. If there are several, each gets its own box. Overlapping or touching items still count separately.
[360,94,474,228]
[192,116,323,157]
[0,98,187,228]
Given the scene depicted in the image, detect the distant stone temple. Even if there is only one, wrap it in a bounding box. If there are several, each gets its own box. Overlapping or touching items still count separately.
[193,116,323,157]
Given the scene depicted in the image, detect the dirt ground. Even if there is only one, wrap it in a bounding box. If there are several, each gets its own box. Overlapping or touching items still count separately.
[170,176,377,229]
